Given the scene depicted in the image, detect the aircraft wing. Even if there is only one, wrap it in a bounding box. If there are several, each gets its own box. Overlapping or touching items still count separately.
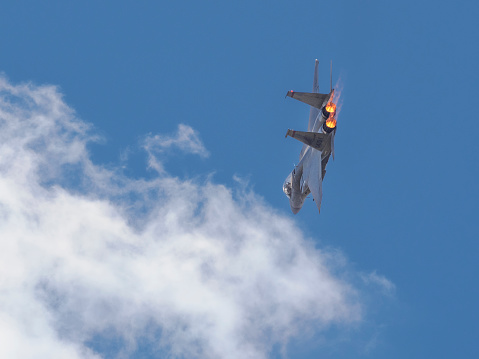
[331,129,336,160]
[321,153,330,180]
[303,149,323,213]
[286,91,331,110]
[285,130,328,152]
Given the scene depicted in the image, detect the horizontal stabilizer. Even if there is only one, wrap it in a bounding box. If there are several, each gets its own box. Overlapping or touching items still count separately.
[286,90,332,109]
[285,129,329,152]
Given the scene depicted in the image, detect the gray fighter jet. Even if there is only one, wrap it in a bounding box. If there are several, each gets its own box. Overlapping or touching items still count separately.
[283,59,338,214]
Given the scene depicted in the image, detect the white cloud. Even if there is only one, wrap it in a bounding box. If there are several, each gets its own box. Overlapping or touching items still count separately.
[143,124,209,173]
[361,271,396,296]
[0,77,363,359]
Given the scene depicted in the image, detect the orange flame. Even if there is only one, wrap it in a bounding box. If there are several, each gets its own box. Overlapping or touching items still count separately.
[325,117,337,129]
[324,76,343,130]
[325,102,336,113]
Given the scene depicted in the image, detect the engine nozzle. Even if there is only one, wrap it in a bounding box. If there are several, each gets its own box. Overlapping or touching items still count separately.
[321,102,337,133]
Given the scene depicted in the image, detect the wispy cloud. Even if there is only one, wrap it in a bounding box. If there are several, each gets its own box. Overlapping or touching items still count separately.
[143,124,209,173]
[361,271,396,296]
[0,77,362,359]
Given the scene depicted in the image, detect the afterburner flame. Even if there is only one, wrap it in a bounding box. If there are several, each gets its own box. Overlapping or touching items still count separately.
[325,102,336,113]
[325,117,337,129]
[325,101,337,128]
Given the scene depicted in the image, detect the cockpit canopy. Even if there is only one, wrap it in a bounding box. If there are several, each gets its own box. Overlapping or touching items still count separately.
[283,175,292,198]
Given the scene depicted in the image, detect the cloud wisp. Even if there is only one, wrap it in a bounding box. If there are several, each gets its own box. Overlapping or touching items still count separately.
[0,77,361,359]
[143,124,209,173]
[361,271,396,296]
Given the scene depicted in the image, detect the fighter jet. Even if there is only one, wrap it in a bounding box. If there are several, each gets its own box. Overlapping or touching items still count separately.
[283,59,338,214]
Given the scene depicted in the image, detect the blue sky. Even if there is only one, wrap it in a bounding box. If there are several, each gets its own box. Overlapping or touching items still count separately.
[0,1,478,358]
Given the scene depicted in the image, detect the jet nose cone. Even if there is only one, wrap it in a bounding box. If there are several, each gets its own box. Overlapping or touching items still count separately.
[291,206,301,214]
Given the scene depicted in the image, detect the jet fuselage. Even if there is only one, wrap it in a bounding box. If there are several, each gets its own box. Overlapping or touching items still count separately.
[283,59,337,214]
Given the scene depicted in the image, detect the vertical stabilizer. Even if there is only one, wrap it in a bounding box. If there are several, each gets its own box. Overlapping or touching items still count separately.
[313,59,319,93]
[330,60,332,92]
[307,59,320,132]
[300,60,321,159]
